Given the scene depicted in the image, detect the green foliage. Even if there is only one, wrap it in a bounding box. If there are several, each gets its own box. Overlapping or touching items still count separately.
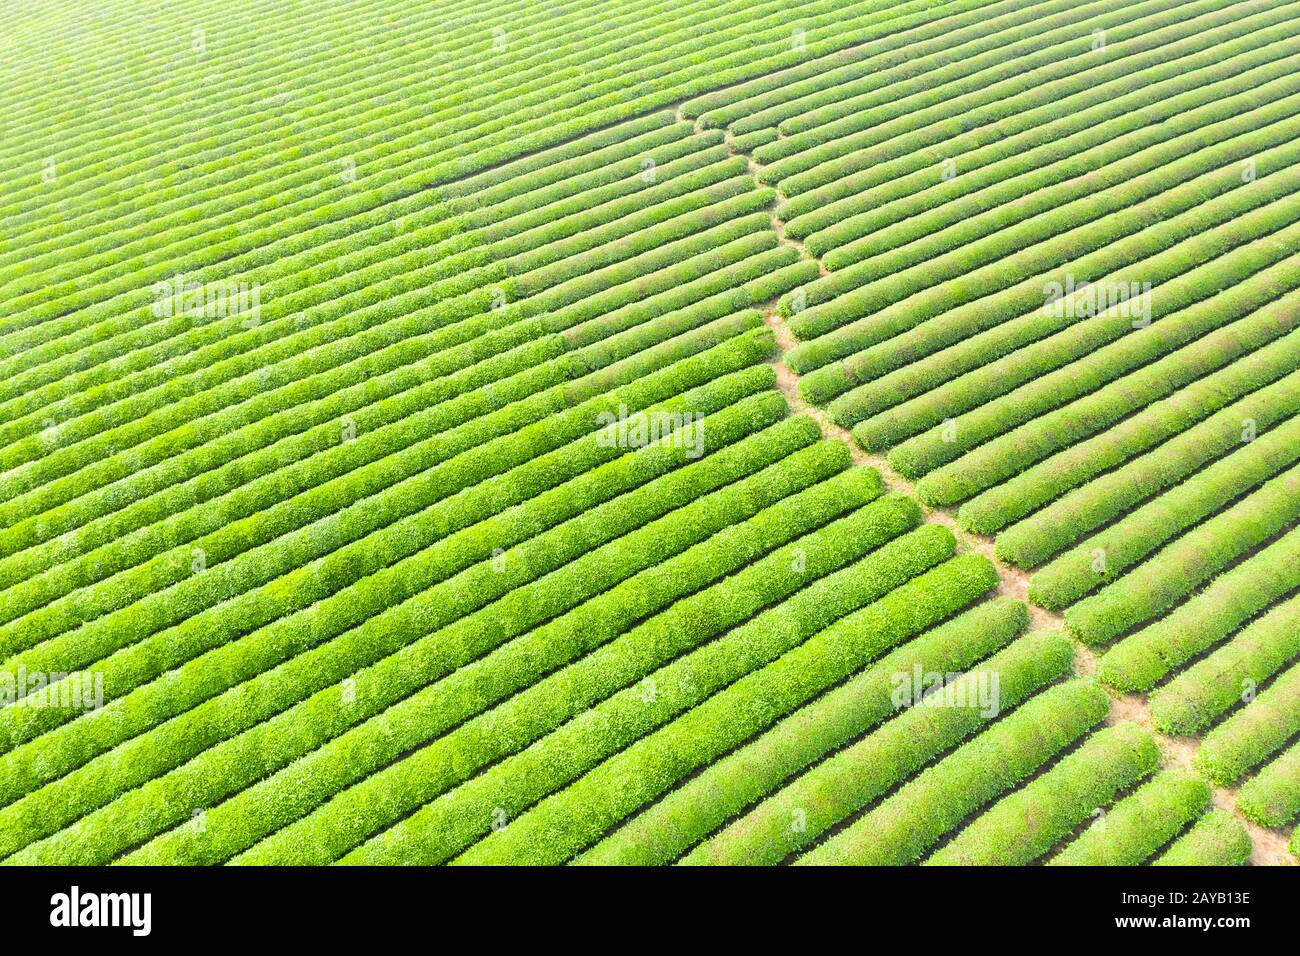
[1151,810,1252,866]
[928,723,1159,865]
[1237,744,1300,828]
[1149,594,1300,736]
[1050,770,1212,865]
[448,553,1000,866]
[1033,424,1300,612]
[1065,474,1300,648]
[797,679,1110,864]
[99,471,908,866]
[995,372,1300,567]
[1195,661,1300,785]
[577,598,1032,866]
[682,627,1075,865]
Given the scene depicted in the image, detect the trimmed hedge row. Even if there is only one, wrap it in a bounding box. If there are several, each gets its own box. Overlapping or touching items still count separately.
[1195,661,1300,786]
[1050,770,1212,865]
[1064,470,1300,648]
[679,627,1074,866]
[765,0,1266,193]
[773,13,1300,225]
[1150,594,1300,736]
[445,555,1001,866]
[789,108,1300,362]
[1152,810,1252,866]
[0,340,778,747]
[816,97,1300,322]
[6,0,909,335]
[810,78,1300,266]
[0,231,795,572]
[927,722,1159,865]
[2,213,777,554]
[681,0,995,123]
[756,0,1130,169]
[1031,416,1300,611]
[0,193,775,519]
[0,256,783,576]
[984,367,1300,550]
[729,128,781,153]
[996,372,1300,568]
[2,145,755,430]
[1105,521,1300,694]
[1237,744,1300,828]
[843,212,1300,441]
[781,40,1300,240]
[697,0,1037,131]
[115,484,921,867]
[2,0,816,325]
[575,598,1031,866]
[0,119,713,415]
[761,0,1180,166]
[10,442,879,865]
[789,142,1300,396]
[913,292,1300,505]
[0,112,695,393]
[797,678,1110,865]
[0,135,736,454]
[0,289,786,621]
[0,401,811,822]
[1,321,775,648]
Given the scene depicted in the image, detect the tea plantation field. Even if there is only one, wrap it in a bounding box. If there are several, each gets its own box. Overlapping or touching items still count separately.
[0,0,1294,865]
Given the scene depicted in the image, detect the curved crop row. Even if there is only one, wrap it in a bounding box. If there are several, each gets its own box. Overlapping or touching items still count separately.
[0,340,778,748]
[849,209,1300,454]
[0,399,814,824]
[1066,472,1300,648]
[93,476,913,866]
[679,627,1075,866]
[426,555,1001,866]
[997,374,1300,568]
[764,0,1267,193]
[1195,661,1300,785]
[680,0,1000,124]
[792,151,1300,397]
[0,196,776,516]
[773,11,1300,224]
[0,262,802,621]
[1050,770,1212,865]
[912,297,1300,505]
[926,722,1160,866]
[1031,416,1300,611]
[696,0,1052,133]
[1149,594,1300,736]
[796,679,1110,865]
[781,38,1300,241]
[756,0,1226,176]
[0,238,800,569]
[1151,809,1252,866]
[813,84,1300,276]
[575,598,1032,866]
[203,495,943,867]
[1237,744,1300,828]
[0,145,754,470]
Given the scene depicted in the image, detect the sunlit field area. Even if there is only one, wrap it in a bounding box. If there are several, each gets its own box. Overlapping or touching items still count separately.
[1,0,1296,867]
